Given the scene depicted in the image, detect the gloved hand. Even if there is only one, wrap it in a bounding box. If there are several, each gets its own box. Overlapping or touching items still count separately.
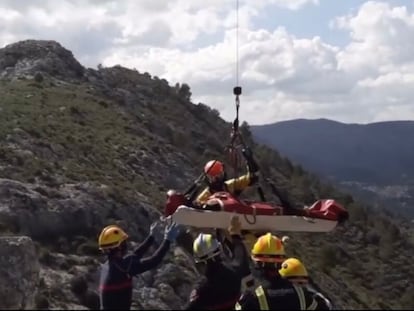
[164,221,182,242]
[338,210,349,225]
[281,236,290,245]
[242,147,259,173]
[228,215,242,236]
[242,147,252,158]
[150,220,162,237]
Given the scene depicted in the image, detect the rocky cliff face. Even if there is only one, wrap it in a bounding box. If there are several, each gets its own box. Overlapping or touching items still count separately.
[0,236,40,310]
[0,178,199,310]
[0,178,158,241]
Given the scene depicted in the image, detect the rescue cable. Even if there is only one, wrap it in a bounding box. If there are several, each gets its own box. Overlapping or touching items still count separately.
[226,0,243,176]
[224,0,267,203]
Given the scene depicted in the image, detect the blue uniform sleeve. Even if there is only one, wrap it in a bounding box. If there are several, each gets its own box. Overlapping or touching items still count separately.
[125,239,171,276]
[133,234,155,257]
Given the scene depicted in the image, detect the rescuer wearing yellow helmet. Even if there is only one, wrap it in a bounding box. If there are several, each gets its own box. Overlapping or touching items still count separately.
[235,233,320,310]
[279,257,310,283]
[98,221,181,310]
[251,232,288,267]
[279,257,334,310]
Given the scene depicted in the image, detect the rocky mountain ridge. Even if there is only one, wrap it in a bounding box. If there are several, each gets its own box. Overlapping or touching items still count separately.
[0,39,413,309]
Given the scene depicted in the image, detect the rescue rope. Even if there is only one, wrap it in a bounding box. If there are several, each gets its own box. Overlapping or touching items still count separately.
[243,204,257,224]
[225,0,244,177]
[235,0,240,88]
[224,0,267,204]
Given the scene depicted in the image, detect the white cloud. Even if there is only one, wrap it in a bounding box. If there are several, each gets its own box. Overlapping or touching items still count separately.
[243,0,319,11]
[1,0,414,125]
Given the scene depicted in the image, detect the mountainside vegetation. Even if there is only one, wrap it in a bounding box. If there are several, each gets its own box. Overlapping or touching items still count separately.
[0,40,413,309]
[251,118,414,217]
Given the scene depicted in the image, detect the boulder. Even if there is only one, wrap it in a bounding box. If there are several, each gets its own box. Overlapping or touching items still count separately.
[0,40,85,81]
[0,236,40,310]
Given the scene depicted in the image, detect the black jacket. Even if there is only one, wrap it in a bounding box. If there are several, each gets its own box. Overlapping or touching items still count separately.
[99,234,171,310]
[235,271,322,310]
[184,234,250,310]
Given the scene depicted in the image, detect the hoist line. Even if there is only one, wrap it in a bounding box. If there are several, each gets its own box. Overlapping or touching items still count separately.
[236,0,240,87]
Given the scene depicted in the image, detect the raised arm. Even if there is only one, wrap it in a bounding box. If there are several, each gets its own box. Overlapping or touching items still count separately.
[125,222,181,276]
[194,186,212,205]
[227,217,251,276]
[132,233,155,257]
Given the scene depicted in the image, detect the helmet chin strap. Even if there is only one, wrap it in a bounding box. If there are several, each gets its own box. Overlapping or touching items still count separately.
[207,171,226,187]
[105,240,128,258]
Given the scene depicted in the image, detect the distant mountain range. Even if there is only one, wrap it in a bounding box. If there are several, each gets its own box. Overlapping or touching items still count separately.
[251,118,414,217]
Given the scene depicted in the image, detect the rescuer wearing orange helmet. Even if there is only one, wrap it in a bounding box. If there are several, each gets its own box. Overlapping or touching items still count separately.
[192,150,260,263]
[279,257,333,310]
[164,146,259,218]
[235,233,320,310]
[195,146,260,205]
[98,221,181,310]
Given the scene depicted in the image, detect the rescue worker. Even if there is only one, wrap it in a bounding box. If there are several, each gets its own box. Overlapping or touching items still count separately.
[98,221,181,310]
[164,147,259,216]
[184,216,251,310]
[251,232,288,269]
[242,232,289,289]
[235,233,319,310]
[193,148,260,262]
[279,257,333,310]
[195,146,259,206]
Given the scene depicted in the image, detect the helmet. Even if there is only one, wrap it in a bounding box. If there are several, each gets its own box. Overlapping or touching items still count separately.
[251,232,286,263]
[204,160,224,179]
[98,225,129,250]
[193,233,222,263]
[279,257,309,281]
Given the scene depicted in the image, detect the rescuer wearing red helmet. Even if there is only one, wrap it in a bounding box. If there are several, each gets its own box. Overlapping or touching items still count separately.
[195,146,259,205]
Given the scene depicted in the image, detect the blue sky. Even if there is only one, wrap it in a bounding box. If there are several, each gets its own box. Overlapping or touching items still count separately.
[256,0,414,47]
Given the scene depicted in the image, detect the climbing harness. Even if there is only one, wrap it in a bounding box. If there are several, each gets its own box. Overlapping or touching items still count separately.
[225,86,244,176]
